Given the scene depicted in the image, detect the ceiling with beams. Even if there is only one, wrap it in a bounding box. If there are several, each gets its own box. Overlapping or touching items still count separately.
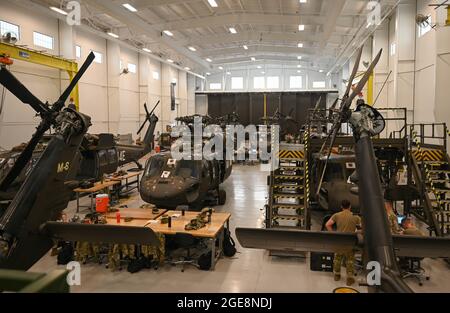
[29,0,399,75]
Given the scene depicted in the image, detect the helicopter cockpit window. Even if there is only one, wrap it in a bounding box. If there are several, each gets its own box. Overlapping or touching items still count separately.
[176,160,200,179]
[146,157,166,176]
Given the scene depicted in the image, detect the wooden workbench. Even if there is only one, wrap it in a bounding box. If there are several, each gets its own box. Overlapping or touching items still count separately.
[109,171,143,195]
[105,208,167,226]
[73,180,121,213]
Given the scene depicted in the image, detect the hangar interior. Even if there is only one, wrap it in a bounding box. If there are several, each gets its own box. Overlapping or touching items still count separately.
[0,0,450,293]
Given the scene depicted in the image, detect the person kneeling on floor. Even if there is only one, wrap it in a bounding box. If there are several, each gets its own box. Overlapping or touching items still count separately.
[326,200,362,286]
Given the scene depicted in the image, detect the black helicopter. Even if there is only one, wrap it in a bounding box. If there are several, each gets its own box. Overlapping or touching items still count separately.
[236,46,450,293]
[139,114,233,210]
[0,52,160,270]
[0,101,159,200]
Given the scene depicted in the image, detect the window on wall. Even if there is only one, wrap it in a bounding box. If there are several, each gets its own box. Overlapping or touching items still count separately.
[0,20,20,39]
[390,43,396,56]
[92,51,103,64]
[267,76,279,89]
[253,77,265,89]
[231,77,244,90]
[128,63,137,73]
[418,15,432,37]
[313,81,326,89]
[152,71,160,80]
[33,32,53,50]
[290,76,302,89]
[75,45,81,59]
[209,83,222,90]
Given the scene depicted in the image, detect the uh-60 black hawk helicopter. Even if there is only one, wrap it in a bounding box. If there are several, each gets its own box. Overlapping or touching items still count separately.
[0,98,159,201]
[0,52,161,270]
[139,114,234,210]
[236,46,450,293]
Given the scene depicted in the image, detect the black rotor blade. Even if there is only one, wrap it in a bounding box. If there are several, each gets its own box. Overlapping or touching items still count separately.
[137,119,148,135]
[316,124,339,196]
[143,103,149,116]
[345,49,383,109]
[0,121,50,191]
[58,51,96,106]
[149,100,160,115]
[343,47,363,99]
[0,67,48,114]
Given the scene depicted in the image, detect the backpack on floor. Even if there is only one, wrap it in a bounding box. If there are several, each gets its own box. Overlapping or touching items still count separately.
[198,252,212,271]
[223,229,237,257]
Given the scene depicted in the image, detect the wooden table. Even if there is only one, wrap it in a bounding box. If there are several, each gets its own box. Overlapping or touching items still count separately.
[105,208,167,226]
[73,180,121,213]
[150,210,232,270]
[109,171,143,195]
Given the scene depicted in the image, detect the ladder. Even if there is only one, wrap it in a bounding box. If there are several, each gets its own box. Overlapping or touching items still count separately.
[266,143,308,230]
[409,125,450,236]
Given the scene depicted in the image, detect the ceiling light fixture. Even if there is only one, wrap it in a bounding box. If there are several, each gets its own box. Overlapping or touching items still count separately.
[299,0,307,3]
[206,72,211,76]
[218,66,224,70]
[206,58,212,62]
[122,3,138,12]
[297,56,302,60]
[143,48,151,53]
[167,59,174,63]
[298,24,305,31]
[188,46,197,52]
[107,32,119,38]
[207,0,218,7]
[251,57,256,61]
[50,6,68,15]
[163,30,174,37]
[297,64,302,68]
[185,67,191,71]
[257,66,262,69]
[226,72,231,75]
[229,27,237,34]
[243,45,248,50]
[298,43,304,48]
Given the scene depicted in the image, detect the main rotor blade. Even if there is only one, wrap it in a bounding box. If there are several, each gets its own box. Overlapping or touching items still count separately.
[143,103,149,116]
[316,124,339,196]
[0,121,50,191]
[343,46,363,99]
[58,52,96,106]
[345,49,383,108]
[149,100,160,115]
[0,68,48,114]
[313,96,322,113]
[137,119,148,135]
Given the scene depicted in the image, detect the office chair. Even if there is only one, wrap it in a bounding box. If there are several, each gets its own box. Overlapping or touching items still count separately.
[399,257,430,286]
[168,233,200,272]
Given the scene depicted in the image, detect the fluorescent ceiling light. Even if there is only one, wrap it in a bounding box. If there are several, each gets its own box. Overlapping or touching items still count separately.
[297,70,302,73]
[206,72,211,76]
[297,56,302,60]
[251,57,256,61]
[208,0,218,7]
[319,70,324,73]
[261,71,265,74]
[226,72,231,75]
[167,59,174,63]
[143,48,151,53]
[50,6,67,15]
[184,67,191,71]
[188,46,197,52]
[298,24,305,31]
[229,27,237,34]
[206,58,212,62]
[298,43,304,48]
[163,30,173,36]
[108,32,119,38]
[297,64,302,68]
[257,66,262,69]
[299,0,307,3]
[122,3,137,12]
[243,45,248,50]
[218,66,223,70]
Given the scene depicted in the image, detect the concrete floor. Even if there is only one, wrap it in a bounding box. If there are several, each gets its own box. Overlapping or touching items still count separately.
[30,164,450,293]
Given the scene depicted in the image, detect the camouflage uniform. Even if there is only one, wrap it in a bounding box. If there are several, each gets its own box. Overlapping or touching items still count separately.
[330,210,361,278]
[388,211,401,234]
[107,244,137,271]
[75,242,91,264]
[141,233,165,264]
